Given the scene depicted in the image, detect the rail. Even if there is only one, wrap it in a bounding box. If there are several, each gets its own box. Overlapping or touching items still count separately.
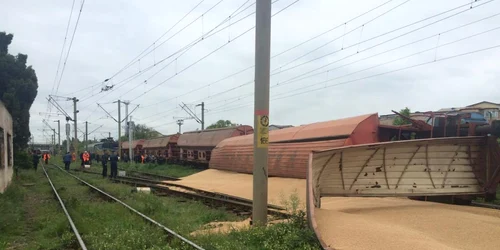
[471,201,500,210]
[52,165,205,250]
[42,165,88,250]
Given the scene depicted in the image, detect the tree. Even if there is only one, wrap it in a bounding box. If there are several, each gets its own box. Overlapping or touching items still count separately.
[0,32,39,151]
[206,120,237,129]
[393,107,412,126]
[120,123,162,141]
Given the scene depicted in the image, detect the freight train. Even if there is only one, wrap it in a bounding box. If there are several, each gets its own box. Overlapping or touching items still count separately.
[120,110,500,177]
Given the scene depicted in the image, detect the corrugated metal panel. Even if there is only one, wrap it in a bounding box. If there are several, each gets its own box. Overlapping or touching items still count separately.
[310,136,489,204]
[121,139,145,149]
[217,113,377,147]
[210,139,346,179]
[177,125,253,148]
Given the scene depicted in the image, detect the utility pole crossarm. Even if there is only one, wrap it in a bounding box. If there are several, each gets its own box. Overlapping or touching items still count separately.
[97,103,119,122]
[180,103,202,124]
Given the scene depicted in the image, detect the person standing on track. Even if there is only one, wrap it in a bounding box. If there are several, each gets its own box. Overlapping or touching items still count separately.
[63,152,72,171]
[43,152,50,165]
[109,150,119,178]
[83,151,90,167]
[32,150,40,171]
[101,151,109,178]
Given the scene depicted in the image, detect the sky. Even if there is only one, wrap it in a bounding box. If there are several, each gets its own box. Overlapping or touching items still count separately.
[1,0,500,144]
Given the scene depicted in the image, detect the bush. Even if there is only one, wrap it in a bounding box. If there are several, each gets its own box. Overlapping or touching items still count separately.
[14,150,33,169]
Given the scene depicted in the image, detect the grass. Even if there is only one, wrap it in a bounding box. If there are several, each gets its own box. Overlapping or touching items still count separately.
[1,162,321,249]
[85,161,202,178]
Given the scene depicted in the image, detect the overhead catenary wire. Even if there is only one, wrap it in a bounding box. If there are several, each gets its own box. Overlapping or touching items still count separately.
[208,43,500,115]
[127,0,301,103]
[77,0,262,107]
[140,0,395,109]
[183,0,495,108]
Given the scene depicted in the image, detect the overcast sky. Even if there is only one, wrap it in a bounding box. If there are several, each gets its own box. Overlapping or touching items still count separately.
[2,0,500,144]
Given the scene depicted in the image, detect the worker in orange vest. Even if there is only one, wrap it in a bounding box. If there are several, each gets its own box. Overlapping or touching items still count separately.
[140,154,145,164]
[71,152,76,162]
[43,152,51,165]
[83,151,90,167]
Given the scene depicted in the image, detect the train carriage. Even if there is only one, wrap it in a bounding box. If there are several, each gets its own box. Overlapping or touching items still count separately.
[177,125,253,166]
[142,134,180,163]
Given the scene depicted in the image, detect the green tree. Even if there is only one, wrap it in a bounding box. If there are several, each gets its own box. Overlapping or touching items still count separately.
[0,32,39,151]
[120,123,162,141]
[393,107,412,125]
[206,120,237,129]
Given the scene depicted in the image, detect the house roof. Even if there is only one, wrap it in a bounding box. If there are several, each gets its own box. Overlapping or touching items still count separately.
[466,101,500,107]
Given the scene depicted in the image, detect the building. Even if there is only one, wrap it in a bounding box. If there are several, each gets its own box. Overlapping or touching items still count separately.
[380,101,500,125]
[0,101,14,193]
[439,101,500,122]
[268,124,293,131]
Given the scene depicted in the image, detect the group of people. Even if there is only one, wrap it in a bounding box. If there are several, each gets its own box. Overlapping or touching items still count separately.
[31,151,51,170]
[30,149,120,178]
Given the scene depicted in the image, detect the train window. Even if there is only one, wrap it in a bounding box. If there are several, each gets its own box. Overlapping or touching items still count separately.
[7,133,12,167]
[0,128,4,169]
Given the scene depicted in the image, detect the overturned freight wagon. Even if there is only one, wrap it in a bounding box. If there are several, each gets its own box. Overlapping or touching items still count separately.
[142,134,180,163]
[210,113,380,178]
[177,125,253,166]
[306,136,500,250]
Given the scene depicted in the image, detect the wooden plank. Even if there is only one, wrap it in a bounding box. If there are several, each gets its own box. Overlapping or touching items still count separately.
[340,157,476,169]
[320,186,483,196]
[315,153,336,190]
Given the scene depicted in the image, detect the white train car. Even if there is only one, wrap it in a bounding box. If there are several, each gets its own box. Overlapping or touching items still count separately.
[0,101,14,193]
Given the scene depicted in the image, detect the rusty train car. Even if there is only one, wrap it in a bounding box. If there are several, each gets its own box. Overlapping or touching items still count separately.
[122,111,500,179]
[122,125,253,166]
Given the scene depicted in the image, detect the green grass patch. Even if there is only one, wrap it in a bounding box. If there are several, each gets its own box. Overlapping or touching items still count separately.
[0,169,78,249]
[2,163,321,249]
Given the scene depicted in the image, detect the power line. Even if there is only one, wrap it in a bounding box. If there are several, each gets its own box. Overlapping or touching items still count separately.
[139,0,401,109]
[208,43,500,115]
[127,0,301,103]
[185,0,496,106]
[54,0,86,96]
[77,0,259,107]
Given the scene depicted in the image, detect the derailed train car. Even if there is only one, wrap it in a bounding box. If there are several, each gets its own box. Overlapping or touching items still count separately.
[177,126,253,166]
[142,134,179,163]
[209,114,379,178]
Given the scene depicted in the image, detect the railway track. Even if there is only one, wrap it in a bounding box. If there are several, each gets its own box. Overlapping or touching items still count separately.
[46,165,205,250]
[72,168,290,219]
[471,200,500,210]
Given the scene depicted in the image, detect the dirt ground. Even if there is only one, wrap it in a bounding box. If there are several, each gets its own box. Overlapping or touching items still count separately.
[172,169,500,250]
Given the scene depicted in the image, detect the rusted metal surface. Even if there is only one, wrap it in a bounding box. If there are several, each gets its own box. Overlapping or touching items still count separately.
[143,134,179,149]
[121,139,145,151]
[178,126,253,148]
[211,139,346,179]
[210,114,379,178]
[308,136,500,207]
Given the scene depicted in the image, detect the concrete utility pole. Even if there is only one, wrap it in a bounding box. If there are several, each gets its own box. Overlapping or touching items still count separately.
[65,121,71,153]
[117,100,122,158]
[72,97,79,154]
[52,129,56,154]
[54,120,60,154]
[123,101,132,163]
[177,119,184,133]
[85,121,88,151]
[52,120,60,155]
[196,102,205,130]
[129,116,133,164]
[252,0,271,226]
